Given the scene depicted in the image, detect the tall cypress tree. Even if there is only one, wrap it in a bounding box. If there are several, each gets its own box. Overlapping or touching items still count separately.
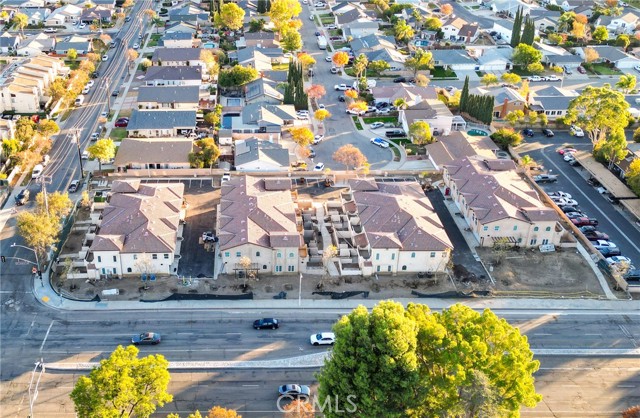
[520,17,535,46]
[510,7,522,48]
[283,83,294,104]
[257,0,266,13]
[460,76,470,112]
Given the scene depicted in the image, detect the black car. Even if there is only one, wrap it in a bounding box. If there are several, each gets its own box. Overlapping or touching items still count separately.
[91,71,99,79]
[522,128,534,137]
[254,318,279,329]
[15,189,30,205]
[579,225,597,234]
[112,90,119,97]
[132,332,161,345]
[583,230,610,241]
[542,128,555,137]
[338,96,345,102]
[315,31,321,36]
[560,205,578,213]
[393,77,407,83]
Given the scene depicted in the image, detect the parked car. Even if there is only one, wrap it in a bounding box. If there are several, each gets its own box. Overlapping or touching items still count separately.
[44,28,57,33]
[522,128,534,137]
[334,83,348,90]
[278,384,310,398]
[325,24,337,30]
[565,211,587,219]
[393,77,407,83]
[313,134,324,144]
[308,148,316,158]
[385,129,406,139]
[577,66,586,74]
[31,164,43,179]
[552,197,578,206]
[605,256,633,269]
[564,153,576,162]
[570,126,584,137]
[528,76,543,82]
[593,240,621,256]
[68,180,80,193]
[549,191,572,199]
[112,90,119,97]
[132,332,161,345]
[545,75,561,81]
[571,217,598,227]
[253,318,279,329]
[15,189,30,205]
[635,65,640,73]
[370,122,384,129]
[115,117,129,127]
[313,162,325,171]
[542,128,554,137]
[338,95,345,102]
[330,67,339,74]
[583,230,610,241]
[559,205,579,213]
[534,174,558,183]
[557,148,577,155]
[325,55,332,62]
[624,269,640,284]
[346,108,365,116]
[133,43,140,49]
[370,137,390,148]
[102,54,108,61]
[563,65,573,74]
[310,332,336,345]
[578,225,597,234]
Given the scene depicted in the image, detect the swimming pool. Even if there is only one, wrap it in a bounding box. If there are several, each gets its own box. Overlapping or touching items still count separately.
[467,129,488,136]
[222,115,235,129]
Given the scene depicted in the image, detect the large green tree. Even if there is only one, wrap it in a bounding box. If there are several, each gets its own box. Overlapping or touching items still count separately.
[87,138,116,174]
[404,49,432,77]
[510,7,522,47]
[71,345,172,418]
[565,84,630,145]
[218,3,245,30]
[394,19,415,44]
[268,0,301,32]
[281,28,302,51]
[218,65,258,87]
[615,73,636,93]
[512,43,542,67]
[189,137,221,168]
[626,158,640,196]
[592,25,609,43]
[317,302,541,417]
[595,128,628,169]
[408,120,433,145]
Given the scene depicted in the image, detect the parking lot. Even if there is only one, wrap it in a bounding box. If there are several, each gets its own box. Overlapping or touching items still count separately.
[517,133,640,270]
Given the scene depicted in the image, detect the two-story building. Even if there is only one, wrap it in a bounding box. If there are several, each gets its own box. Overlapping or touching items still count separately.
[126,109,197,137]
[136,85,200,109]
[399,99,459,137]
[151,47,205,72]
[143,66,202,86]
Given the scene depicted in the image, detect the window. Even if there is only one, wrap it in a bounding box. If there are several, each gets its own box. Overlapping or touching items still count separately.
[542,239,549,245]
[164,254,169,259]
[401,265,407,271]
[534,226,539,232]
[277,252,282,258]
[513,225,518,231]
[430,252,436,258]
[288,265,295,272]
[376,266,381,272]
[411,252,416,258]
[289,252,294,258]
[133,254,138,260]
[113,256,117,262]
[387,266,392,272]
[494,226,500,231]
[375,253,380,260]
[263,265,267,270]
[256,251,260,257]
[101,268,106,274]
[483,226,488,231]
[275,265,282,272]
[236,251,241,257]
[224,252,230,258]
[545,226,551,232]
[391,253,395,260]
[97,256,102,262]
[113,268,117,274]
[152,254,158,260]
[530,239,537,245]
[127,267,132,273]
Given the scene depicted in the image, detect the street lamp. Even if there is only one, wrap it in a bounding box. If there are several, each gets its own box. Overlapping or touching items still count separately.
[74,129,85,179]
[103,77,111,115]
[11,243,42,287]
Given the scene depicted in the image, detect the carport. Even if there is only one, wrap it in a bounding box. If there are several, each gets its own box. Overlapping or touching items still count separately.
[574,151,640,221]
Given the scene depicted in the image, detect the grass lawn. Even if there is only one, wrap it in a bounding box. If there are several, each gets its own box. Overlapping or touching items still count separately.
[475,70,485,77]
[390,146,401,160]
[328,29,341,36]
[147,34,161,47]
[352,116,363,130]
[430,66,457,78]
[271,63,289,71]
[362,116,398,125]
[585,63,621,75]
[510,67,534,77]
[64,60,80,70]
[109,128,127,140]
[332,41,348,49]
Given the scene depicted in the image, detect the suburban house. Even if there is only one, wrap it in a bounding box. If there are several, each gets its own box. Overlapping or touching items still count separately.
[16,33,55,56]
[216,176,303,275]
[575,45,640,69]
[126,109,197,137]
[597,12,640,35]
[165,21,198,35]
[23,8,50,25]
[399,99,462,137]
[239,31,279,48]
[168,5,210,25]
[113,137,193,170]
[471,86,527,119]
[151,47,205,70]
[528,9,561,32]
[44,4,83,26]
[80,6,112,23]
[441,16,468,41]
[144,66,202,86]
[236,48,272,72]
[424,131,498,171]
[473,47,513,71]
[136,86,200,110]
[54,35,92,55]
[91,0,117,8]
[351,34,406,71]
[431,49,477,71]
[0,33,21,54]
[345,179,453,274]
[2,0,44,7]
[162,31,194,48]
[529,85,578,121]
[243,78,283,105]
[443,156,563,247]
[335,8,370,26]
[491,0,533,16]
[89,180,186,278]
[234,138,290,171]
[492,20,514,44]
[343,20,380,39]
[370,85,438,106]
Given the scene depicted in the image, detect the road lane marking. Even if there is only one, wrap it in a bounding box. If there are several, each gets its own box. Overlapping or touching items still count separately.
[618,324,638,347]
[242,384,260,387]
[617,385,636,388]
[40,320,55,353]
[533,333,553,336]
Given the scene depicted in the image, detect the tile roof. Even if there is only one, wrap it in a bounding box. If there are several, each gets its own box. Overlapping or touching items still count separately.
[90,181,184,254]
[217,176,302,250]
[234,137,290,168]
[113,137,193,167]
[137,85,200,103]
[144,65,202,81]
[370,85,439,102]
[127,109,197,130]
[444,156,558,224]
[425,131,497,167]
[350,181,453,251]
[152,47,203,62]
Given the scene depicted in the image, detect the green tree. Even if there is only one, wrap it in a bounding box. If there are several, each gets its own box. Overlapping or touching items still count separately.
[218,3,244,29]
[491,127,523,148]
[538,112,548,127]
[11,12,28,35]
[404,49,432,77]
[2,138,20,157]
[290,127,314,147]
[16,212,60,270]
[204,106,222,128]
[592,25,609,43]
[565,84,630,145]
[189,138,220,168]
[281,28,302,51]
[595,128,628,169]
[520,17,535,46]
[67,48,78,60]
[481,73,499,86]
[424,16,442,30]
[352,54,368,79]
[510,7,523,47]
[626,158,640,196]
[70,345,172,418]
[248,17,265,32]
[15,117,36,144]
[268,0,302,32]
[548,33,563,45]
[459,75,470,112]
[527,110,539,127]
[87,138,116,174]
[257,0,267,13]
[394,19,415,44]
[558,11,576,32]
[408,120,433,145]
[218,65,258,87]
[38,119,60,139]
[512,43,542,67]
[505,110,525,127]
[633,126,640,142]
[368,60,391,74]
[616,73,636,93]
[617,34,631,50]
[35,191,73,220]
[527,62,544,74]
[500,72,522,85]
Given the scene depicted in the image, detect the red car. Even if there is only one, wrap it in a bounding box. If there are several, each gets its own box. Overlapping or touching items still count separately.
[115,118,129,127]
[558,148,577,155]
[571,217,598,227]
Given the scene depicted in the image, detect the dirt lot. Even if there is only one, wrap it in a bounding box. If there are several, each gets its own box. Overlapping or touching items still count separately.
[476,247,608,297]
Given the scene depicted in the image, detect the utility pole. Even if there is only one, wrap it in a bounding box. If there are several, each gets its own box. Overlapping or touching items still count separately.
[74,129,85,179]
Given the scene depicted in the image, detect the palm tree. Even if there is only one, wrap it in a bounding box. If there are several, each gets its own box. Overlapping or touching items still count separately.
[393,98,408,110]
[12,13,28,36]
[151,16,163,34]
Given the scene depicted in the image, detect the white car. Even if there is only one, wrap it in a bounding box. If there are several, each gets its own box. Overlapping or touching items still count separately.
[334,84,348,91]
[313,134,324,144]
[318,104,325,109]
[528,76,543,82]
[133,43,140,49]
[87,80,95,87]
[634,65,640,72]
[295,110,309,120]
[82,86,90,94]
[545,75,561,81]
[82,151,89,159]
[31,164,44,179]
[606,256,634,269]
[570,126,584,137]
[310,332,335,346]
[313,162,325,171]
[44,28,57,33]
[346,108,365,116]
[548,191,572,199]
[79,22,87,29]
[330,67,339,74]
[326,24,337,29]
[563,153,576,162]
[102,55,108,61]
[370,122,384,129]
[370,137,390,148]
[325,56,332,62]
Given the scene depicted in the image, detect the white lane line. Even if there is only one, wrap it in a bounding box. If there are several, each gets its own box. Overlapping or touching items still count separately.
[40,320,55,353]
[242,384,260,387]
[226,332,242,335]
[532,333,553,336]
[584,333,602,336]
[617,385,636,388]
[26,313,37,337]
[44,348,281,353]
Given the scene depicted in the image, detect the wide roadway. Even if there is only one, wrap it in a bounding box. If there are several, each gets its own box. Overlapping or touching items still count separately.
[1,308,639,417]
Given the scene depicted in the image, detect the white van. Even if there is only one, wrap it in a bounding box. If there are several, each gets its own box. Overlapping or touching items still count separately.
[75,95,85,106]
[32,164,44,179]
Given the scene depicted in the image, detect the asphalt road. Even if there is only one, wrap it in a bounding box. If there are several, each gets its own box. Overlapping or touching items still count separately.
[520,132,640,266]
[2,308,639,417]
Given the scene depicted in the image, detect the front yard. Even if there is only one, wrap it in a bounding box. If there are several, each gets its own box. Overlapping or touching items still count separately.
[582,63,622,75]
[362,116,399,125]
[430,66,457,78]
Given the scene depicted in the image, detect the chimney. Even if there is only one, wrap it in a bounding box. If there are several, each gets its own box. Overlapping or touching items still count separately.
[501,98,508,118]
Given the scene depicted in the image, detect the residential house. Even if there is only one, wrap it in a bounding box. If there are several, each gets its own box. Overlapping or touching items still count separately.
[2,0,45,7]
[234,138,290,171]
[80,6,113,24]
[399,99,460,137]
[168,5,210,26]
[441,17,480,43]
[343,20,380,39]
[126,109,197,137]
[431,49,477,70]
[529,85,578,120]
[151,47,205,71]
[571,4,594,19]
[491,0,533,15]
[0,32,20,54]
[240,31,278,48]
[90,0,117,8]
[165,21,198,35]
[424,131,498,170]
[113,137,193,169]
[243,78,283,105]
[54,35,92,55]
[216,176,303,275]
[470,86,526,119]
[370,85,438,106]
[576,45,640,69]
[528,9,561,33]
[351,34,406,71]
[474,47,512,71]
[598,12,640,35]
[24,8,50,25]
[492,20,514,44]
[346,179,453,274]
[236,47,272,72]
[136,86,200,110]
[89,180,186,277]
[16,33,55,56]
[44,4,83,26]
[443,156,563,247]
[162,31,193,48]
[144,66,202,86]
[335,8,370,26]
[218,103,296,147]
[560,0,593,12]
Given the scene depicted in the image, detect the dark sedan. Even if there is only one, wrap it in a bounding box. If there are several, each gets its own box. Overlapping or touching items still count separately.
[522,128,534,137]
[583,230,610,241]
[132,332,161,345]
[542,128,555,137]
[254,318,279,329]
[115,117,129,127]
[278,384,310,398]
